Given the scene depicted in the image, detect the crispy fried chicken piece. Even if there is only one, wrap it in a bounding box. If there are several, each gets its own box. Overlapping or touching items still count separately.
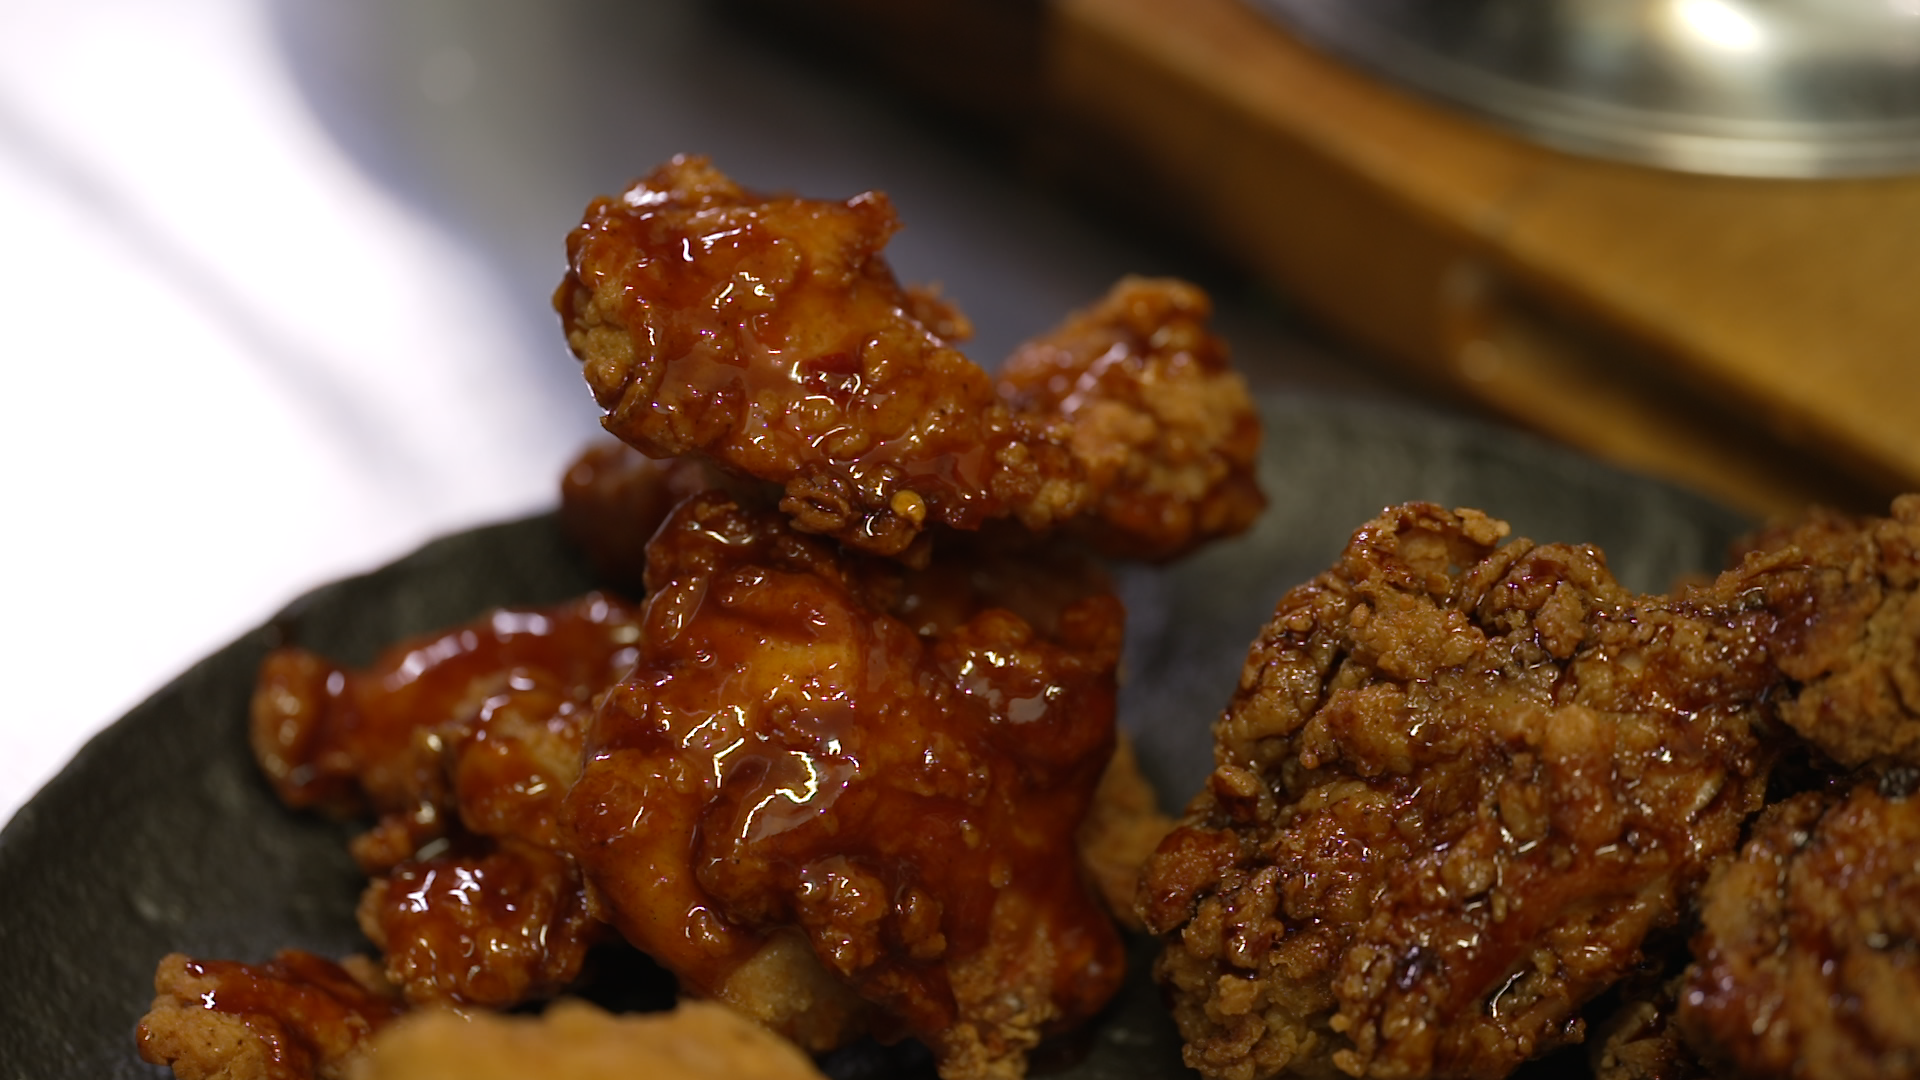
[1589,974,1710,1080]
[1740,495,1920,768]
[561,490,1129,1080]
[136,952,401,1080]
[357,999,829,1080]
[1139,503,1791,1080]
[555,154,1261,560]
[995,278,1264,560]
[1677,768,1920,1079]
[248,594,641,1007]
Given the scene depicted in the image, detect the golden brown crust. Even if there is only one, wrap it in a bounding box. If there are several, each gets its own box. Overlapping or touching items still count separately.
[352,999,827,1080]
[1677,771,1920,1079]
[555,155,1260,560]
[1140,503,1789,1080]
[1744,495,1920,767]
[560,490,1129,1079]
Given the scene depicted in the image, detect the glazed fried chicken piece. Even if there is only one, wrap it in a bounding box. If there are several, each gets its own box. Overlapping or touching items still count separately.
[561,490,1129,1080]
[558,439,743,594]
[142,597,649,1080]
[246,594,642,1007]
[1677,768,1920,1079]
[1741,495,1920,768]
[1139,503,1791,1080]
[136,952,401,1080]
[555,154,1261,560]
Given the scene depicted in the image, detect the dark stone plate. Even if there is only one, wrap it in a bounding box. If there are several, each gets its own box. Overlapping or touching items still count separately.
[0,393,1748,1078]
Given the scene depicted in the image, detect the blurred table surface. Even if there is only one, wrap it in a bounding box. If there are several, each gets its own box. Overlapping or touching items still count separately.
[0,0,1403,824]
[1047,0,1920,519]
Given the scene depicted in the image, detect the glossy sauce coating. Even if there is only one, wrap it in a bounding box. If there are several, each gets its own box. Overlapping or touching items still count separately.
[555,155,1260,560]
[249,594,641,1008]
[251,592,642,824]
[1141,504,1796,1080]
[358,840,598,1009]
[562,491,1127,1080]
[136,951,401,1080]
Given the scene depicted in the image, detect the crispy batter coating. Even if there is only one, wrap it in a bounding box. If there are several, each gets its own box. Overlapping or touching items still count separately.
[1139,503,1789,1080]
[1677,769,1920,1079]
[136,952,401,1080]
[561,490,1129,1079]
[555,155,1261,560]
[1588,974,1709,1080]
[249,594,642,1007]
[353,999,827,1080]
[995,278,1264,560]
[1742,495,1920,768]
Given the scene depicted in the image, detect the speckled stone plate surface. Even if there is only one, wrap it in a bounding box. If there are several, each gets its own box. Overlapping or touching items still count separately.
[0,393,1749,1078]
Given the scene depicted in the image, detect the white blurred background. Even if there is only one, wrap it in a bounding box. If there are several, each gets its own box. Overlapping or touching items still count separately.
[0,0,1379,823]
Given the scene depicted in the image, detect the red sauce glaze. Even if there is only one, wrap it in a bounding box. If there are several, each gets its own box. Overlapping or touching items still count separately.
[561,491,1127,1076]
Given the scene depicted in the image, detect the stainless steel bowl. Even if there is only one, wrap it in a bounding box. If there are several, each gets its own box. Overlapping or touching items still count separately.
[1247,0,1920,177]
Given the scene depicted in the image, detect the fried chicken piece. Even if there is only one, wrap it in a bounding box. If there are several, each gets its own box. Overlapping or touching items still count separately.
[1139,503,1791,1080]
[995,278,1265,560]
[555,154,1261,560]
[561,490,1129,1079]
[356,841,598,1009]
[354,999,828,1080]
[251,593,641,824]
[249,594,641,1007]
[558,440,746,594]
[1739,495,1920,768]
[1078,733,1175,933]
[1677,768,1920,1079]
[137,952,401,1080]
[1589,974,1710,1080]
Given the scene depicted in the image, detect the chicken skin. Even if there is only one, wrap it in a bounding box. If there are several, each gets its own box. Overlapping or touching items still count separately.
[1677,768,1920,1079]
[1138,503,1795,1080]
[555,155,1261,560]
[561,490,1129,1080]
